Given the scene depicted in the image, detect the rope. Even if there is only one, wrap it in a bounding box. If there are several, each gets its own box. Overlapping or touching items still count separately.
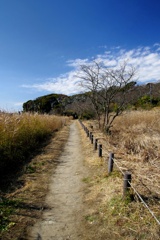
[129,181,160,226]
[113,159,125,176]
[80,121,160,225]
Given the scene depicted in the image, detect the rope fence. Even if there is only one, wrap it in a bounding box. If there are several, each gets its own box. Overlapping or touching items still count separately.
[79,120,160,226]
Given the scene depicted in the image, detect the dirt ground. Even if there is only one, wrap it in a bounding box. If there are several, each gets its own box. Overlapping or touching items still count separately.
[1,120,97,240]
[27,121,87,239]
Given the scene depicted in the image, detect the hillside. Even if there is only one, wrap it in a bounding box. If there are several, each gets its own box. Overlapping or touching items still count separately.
[23,92,94,119]
[23,82,160,117]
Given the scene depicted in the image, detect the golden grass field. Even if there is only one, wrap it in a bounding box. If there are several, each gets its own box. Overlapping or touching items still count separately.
[0,112,70,237]
[82,109,160,239]
[0,110,159,239]
[0,112,69,175]
[111,110,160,199]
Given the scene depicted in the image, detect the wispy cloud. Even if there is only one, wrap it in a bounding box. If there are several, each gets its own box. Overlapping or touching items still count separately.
[22,44,160,95]
[66,58,89,68]
[22,71,84,96]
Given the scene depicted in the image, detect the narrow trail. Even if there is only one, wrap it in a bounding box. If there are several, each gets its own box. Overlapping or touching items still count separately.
[28,121,86,240]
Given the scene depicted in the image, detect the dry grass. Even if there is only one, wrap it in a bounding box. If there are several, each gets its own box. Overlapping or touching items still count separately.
[1,113,159,239]
[111,110,160,198]
[0,112,70,236]
[0,116,71,239]
[0,112,69,175]
[81,110,160,239]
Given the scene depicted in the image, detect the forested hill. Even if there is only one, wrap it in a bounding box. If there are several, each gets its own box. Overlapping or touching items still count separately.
[23,93,91,118]
[23,82,160,118]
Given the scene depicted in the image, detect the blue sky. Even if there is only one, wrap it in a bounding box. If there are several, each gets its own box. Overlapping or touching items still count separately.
[1,0,160,111]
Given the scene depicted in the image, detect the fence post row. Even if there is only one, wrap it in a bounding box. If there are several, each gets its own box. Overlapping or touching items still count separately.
[79,121,160,226]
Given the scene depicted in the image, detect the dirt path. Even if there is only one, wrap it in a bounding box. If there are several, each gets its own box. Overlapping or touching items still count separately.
[28,121,86,240]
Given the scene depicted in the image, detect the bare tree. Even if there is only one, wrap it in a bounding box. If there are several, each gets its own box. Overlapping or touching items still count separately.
[78,61,137,133]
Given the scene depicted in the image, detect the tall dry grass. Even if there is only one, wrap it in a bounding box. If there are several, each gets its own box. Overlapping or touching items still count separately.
[82,110,160,237]
[112,110,160,162]
[0,112,69,175]
[110,110,160,224]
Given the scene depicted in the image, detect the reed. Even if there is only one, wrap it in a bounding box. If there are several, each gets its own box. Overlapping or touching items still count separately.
[112,110,160,161]
[0,112,68,174]
[81,110,160,238]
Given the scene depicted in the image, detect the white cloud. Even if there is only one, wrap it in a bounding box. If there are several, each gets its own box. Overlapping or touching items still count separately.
[22,71,84,95]
[22,44,160,95]
[102,46,160,83]
[67,58,89,67]
[154,43,160,47]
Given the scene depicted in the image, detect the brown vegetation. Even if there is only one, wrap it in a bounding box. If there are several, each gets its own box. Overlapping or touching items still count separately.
[0,110,160,239]
[81,109,160,239]
[0,112,68,175]
[0,113,70,238]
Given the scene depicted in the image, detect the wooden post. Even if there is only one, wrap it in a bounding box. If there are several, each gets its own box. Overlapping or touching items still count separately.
[94,139,98,150]
[98,144,102,157]
[123,172,132,197]
[108,153,114,173]
[89,132,92,140]
[91,134,94,144]
[87,129,89,137]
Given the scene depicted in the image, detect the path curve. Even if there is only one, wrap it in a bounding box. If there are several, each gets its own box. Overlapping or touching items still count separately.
[28,121,85,239]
